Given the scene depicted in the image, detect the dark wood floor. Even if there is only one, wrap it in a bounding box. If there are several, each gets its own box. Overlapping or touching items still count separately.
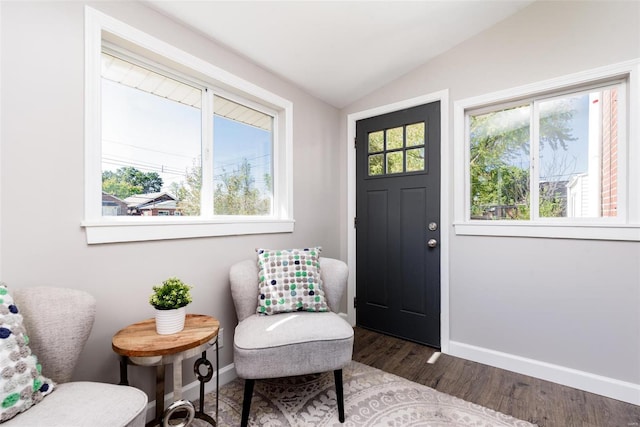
[352,327,640,427]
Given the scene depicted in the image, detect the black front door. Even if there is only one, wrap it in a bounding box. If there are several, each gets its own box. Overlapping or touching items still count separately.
[355,101,441,347]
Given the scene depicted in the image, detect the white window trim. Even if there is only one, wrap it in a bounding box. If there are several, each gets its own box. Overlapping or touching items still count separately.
[83,7,294,244]
[454,59,640,241]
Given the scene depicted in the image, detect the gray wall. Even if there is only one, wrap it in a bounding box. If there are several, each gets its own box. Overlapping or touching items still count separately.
[341,0,640,386]
[0,0,341,397]
[2,0,639,408]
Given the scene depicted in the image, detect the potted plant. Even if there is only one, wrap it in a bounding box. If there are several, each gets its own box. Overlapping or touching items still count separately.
[149,277,193,335]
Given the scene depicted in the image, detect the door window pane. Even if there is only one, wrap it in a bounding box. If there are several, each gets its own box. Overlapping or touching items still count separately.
[386,151,404,174]
[368,131,384,153]
[406,123,425,147]
[386,127,403,150]
[406,148,425,172]
[369,154,384,176]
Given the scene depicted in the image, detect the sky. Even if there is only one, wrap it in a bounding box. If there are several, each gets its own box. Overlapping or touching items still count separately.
[101,79,272,196]
[538,93,590,182]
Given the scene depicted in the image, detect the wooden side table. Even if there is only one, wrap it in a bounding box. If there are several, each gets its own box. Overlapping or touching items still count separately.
[112,314,220,427]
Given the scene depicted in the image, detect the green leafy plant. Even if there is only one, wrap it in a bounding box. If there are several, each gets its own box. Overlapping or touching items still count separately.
[149,277,193,310]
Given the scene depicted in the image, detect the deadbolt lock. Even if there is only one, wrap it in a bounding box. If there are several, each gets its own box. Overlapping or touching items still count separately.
[428,222,438,231]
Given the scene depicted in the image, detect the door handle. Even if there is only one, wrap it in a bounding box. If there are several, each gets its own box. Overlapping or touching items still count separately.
[427,238,438,248]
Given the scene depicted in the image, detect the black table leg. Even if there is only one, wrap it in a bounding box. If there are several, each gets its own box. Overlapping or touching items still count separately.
[193,339,218,426]
[118,356,129,386]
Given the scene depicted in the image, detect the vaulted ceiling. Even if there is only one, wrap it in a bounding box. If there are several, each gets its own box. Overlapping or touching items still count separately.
[147,1,534,108]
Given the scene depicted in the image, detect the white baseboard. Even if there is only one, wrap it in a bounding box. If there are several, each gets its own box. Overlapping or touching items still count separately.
[449,341,640,405]
[144,362,237,422]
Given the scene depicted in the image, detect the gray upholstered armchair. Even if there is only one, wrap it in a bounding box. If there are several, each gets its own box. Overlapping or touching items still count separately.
[230,257,353,426]
[4,287,147,426]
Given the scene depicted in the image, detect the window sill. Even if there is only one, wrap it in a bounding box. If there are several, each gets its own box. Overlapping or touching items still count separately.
[453,222,640,241]
[82,218,295,244]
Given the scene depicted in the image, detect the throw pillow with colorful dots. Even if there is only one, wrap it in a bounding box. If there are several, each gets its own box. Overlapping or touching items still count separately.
[0,283,55,422]
[256,247,329,315]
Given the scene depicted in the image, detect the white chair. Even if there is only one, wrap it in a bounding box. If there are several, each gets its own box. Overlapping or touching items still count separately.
[4,287,147,427]
[230,257,353,426]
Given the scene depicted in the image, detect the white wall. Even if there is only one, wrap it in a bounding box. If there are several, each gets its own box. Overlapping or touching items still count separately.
[0,0,341,402]
[341,0,640,403]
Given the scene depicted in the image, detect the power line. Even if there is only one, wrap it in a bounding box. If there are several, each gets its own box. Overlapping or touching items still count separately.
[103,138,197,159]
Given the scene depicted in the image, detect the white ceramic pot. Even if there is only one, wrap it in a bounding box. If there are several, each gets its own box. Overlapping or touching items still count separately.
[155,306,186,335]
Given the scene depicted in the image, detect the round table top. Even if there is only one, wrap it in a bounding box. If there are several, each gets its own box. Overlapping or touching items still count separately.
[112,314,220,358]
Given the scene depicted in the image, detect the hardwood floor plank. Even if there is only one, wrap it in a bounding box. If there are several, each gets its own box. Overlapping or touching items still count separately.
[352,327,640,427]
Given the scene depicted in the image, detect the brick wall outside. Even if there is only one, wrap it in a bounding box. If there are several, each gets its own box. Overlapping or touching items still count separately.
[600,88,618,217]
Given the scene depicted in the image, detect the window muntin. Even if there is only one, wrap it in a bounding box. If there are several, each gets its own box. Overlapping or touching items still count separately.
[468,84,621,222]
[100,51,275,219]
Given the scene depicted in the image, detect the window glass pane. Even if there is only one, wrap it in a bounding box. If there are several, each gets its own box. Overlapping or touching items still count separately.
[406,123,425,147]
[101,52,202,217]
[386,127,403,150]
[368,154,383,176]
[406,148,425,172]
[470,105,531,220]
[539,89,618,218]
[213,97,273,216]
[368,131,384,153]
[386,151,404,174]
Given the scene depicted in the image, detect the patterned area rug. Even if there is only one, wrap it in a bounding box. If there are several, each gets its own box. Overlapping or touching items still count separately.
[195,361,537,426]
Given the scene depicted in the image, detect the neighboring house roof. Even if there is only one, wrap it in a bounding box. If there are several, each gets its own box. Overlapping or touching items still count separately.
[123,192,176,209]
[101,191,126,202]
[140,199,177,210]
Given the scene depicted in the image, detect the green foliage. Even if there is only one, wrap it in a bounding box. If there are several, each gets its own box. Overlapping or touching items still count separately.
[102,178,142,200]
[173,158,202,216]
[368,152,406,175]
[172,158,270,215]
[149,277,193,310]
[102,167,163,199]
[214,159,270,215]
[471,164,530,219]
[539,181,567,218]
[368,154,383,175]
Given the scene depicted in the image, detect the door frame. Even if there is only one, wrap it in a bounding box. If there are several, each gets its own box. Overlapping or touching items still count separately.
[346,89,450,353]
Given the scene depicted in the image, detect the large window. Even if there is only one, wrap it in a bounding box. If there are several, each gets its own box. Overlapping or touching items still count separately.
[469,84,620,221]
[84,8,293,243]
[101,52,273,218]
[454,60,640,241]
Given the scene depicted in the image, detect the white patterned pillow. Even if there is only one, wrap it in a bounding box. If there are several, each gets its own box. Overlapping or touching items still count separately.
[0,283,55,423]
[256,248,329,315]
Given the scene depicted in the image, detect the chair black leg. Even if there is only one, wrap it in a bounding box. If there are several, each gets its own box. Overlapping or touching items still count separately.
[334,369,345,423]
[241,379,255,427]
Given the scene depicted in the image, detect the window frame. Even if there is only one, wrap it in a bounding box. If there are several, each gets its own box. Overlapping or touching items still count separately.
[83,7,294,244]
[454,59,640,241]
